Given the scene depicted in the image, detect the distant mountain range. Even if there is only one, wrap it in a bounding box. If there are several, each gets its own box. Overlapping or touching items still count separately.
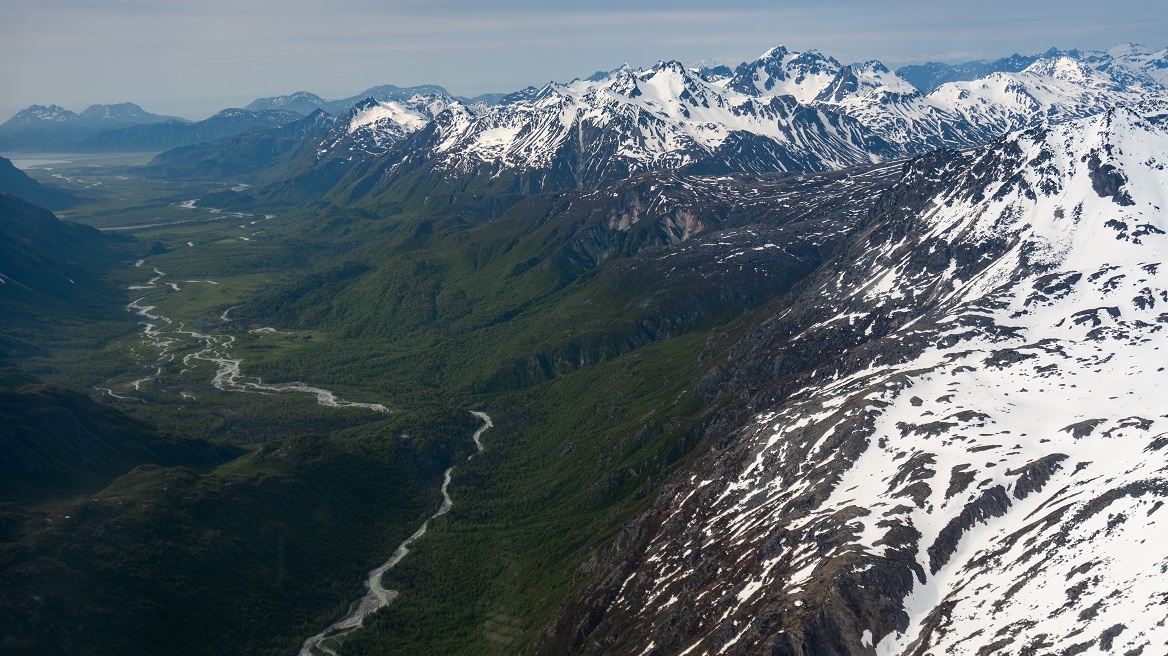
[0,102,184,151]
[244,84,504,116]
[140,42,1164,213]
[898,43,1168,93]
[0,102,182,130]
[76,108,303,152]
[0,105,304,153]
[6,43,1165,162]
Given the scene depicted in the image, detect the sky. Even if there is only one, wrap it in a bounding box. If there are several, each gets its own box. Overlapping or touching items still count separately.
[2,0,1167,121]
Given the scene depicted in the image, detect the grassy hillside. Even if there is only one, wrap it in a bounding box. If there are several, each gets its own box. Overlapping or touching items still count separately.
[0,150,899,654]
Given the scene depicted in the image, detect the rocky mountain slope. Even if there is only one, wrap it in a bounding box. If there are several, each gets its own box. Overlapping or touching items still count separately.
[0,156,77,209]
[138,43,1167,208]
[0,192,124,309]
[540,109,1168,656]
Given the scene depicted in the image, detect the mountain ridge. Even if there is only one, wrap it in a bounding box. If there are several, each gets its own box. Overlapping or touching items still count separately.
[537,108,1168,656]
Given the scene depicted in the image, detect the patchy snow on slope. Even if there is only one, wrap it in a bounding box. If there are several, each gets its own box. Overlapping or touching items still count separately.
[592,110,1168,656]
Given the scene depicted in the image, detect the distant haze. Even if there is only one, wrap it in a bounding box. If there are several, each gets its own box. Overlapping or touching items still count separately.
[2,0,1166,121]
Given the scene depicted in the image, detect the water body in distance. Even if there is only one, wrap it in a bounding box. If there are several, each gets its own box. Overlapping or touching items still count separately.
[1,152,160,169]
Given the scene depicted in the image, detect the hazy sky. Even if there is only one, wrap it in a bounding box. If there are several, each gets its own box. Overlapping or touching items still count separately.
[2,0,1166,121]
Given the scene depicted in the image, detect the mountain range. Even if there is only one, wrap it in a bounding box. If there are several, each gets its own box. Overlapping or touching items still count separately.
[897,43,1168,93]
[7,42,1166,164]
[245,84,504,116]
[0,103,182,151]
[131,43,1167,211]
[2,39,1167,656]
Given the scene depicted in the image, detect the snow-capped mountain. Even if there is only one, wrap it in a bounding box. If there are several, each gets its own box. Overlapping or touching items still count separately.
[724,46,844,103]
[810,61,981,152]
[897,53,1049,95]
[898,44,1168,95]
[1076,43,1168,89]
[330,44,1165,196]
[314,95,461,161]
[2,104,83,127]
[392,60,896,190]
[0,102,181,131]
[245,84,500,117]
[540,109,1168,655]
[803,52,1167,156]
[926,56,1150,143]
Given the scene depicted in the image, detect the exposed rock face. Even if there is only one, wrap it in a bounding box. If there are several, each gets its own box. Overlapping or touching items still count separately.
[537,110,1168,656]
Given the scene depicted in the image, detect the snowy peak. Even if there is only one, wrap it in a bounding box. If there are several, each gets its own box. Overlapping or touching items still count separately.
[1107,42,1154,60]
[815,60,919,103]
[912,52,1160,149]
[1022,55,1099,82]
[0,102,181,133]
[1100,43,1168,87]
[586,63,636,82]
[727,45,844,102]
[316,95,462,161]
[10,104,77,124]
[897,43,1168,95]
[403,51,898,190]
[245,84,461,117]
[618,60,725,116]
[345,96,438,134]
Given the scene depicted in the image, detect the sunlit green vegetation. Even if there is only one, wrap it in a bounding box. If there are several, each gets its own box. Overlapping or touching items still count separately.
[2,154,760,655]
